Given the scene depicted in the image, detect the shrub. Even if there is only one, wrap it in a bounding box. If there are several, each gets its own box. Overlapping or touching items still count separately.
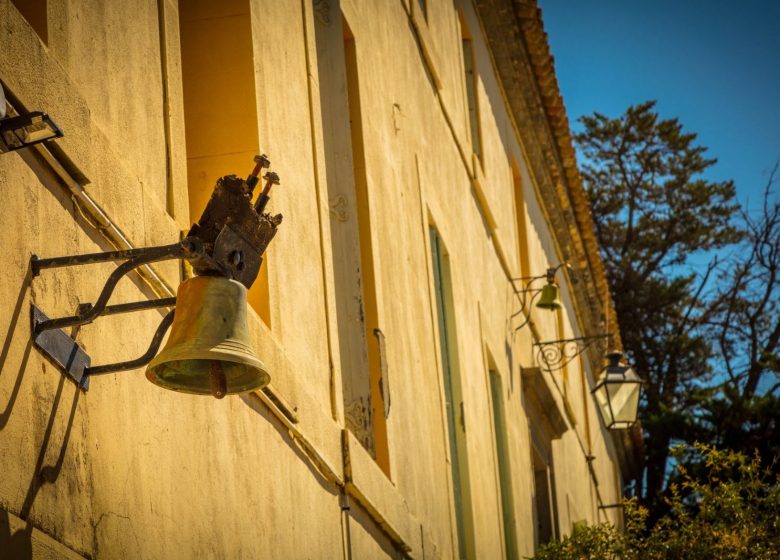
[530,444,780,560]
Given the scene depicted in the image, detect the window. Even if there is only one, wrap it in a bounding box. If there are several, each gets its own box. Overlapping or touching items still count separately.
[11,0,47,44]
[522,366,564,549]
[512,159,531,279]
[178,0,271,325]
[314,12,389,474]
[488,367,519,558]
[430,227,476,559]
[459,12,482,163]
[578,355,594,453]
[531,431,559,547]
[556,307,570,391]
[417,0,428,21]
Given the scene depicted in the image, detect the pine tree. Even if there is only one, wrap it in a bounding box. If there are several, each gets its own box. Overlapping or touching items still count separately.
[574,101,743,517]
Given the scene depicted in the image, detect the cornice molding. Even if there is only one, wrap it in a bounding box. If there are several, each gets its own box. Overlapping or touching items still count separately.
[473,0,621,357]
[473,0,643,478]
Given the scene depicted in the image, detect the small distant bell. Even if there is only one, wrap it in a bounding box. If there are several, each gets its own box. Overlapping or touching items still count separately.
[536,283,562,310]
[146,276,270,398]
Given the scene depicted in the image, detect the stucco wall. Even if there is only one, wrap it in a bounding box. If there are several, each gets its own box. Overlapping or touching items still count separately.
[1,0,627,558]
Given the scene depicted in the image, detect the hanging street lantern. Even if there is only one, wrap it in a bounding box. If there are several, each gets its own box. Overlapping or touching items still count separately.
[592,351,643,430]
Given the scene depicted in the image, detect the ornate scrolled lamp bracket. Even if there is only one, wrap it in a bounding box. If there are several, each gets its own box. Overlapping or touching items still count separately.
[512,259,644,429]
[534,333,612,374]
[536,338,644,429]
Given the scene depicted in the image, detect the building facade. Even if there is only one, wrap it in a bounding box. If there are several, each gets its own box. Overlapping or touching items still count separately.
[0,0,639,558]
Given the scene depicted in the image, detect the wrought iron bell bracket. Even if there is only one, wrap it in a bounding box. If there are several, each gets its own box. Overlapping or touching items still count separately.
[29,155,284,391]
[510,263,569,334]
[29,238,207,389]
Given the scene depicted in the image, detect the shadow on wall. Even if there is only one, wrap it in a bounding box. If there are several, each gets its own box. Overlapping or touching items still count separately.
[0,265,33,432]
[0,510,33,559]
[240,392,340,496]
[0,262,82,559]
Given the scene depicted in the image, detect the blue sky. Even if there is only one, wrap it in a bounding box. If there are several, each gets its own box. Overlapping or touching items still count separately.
[540,0,780,212]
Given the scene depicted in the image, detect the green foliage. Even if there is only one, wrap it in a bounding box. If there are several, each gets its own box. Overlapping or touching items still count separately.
[530,522,627,560]
[576,100,741,276]
[530,445,780,560]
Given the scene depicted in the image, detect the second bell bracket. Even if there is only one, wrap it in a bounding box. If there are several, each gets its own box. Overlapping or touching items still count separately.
[510,264,569,334]
[28,238,206,389]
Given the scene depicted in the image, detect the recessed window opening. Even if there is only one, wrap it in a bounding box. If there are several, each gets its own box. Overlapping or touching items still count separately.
[430,226,476,560]
[417,0,428,21]
[178,0,271,325]
[556,307,570,390]
[459,11,482,163]
[313,11,389,475]
[531,430,559,547]
[343,17,390,475]
[11,0,47,44]
[512,159,531,279]
[488,365,519,558]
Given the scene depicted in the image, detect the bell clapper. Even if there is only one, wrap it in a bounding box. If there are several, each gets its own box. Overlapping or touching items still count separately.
[209,360,228,399]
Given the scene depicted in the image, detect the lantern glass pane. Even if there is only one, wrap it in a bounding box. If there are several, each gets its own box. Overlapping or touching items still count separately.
[594,382,614,426]
[606,380,641,424]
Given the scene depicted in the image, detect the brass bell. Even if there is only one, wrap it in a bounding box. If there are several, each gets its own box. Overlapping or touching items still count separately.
[146,276,270,398]
[536,282,562,310]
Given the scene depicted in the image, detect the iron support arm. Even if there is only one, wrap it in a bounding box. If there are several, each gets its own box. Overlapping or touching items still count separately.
[86,310,175,376]
[31,239,201,335]
[29,239,205,389]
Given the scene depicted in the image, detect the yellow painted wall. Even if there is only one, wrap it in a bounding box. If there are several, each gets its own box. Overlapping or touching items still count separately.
[0,0,628,558]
